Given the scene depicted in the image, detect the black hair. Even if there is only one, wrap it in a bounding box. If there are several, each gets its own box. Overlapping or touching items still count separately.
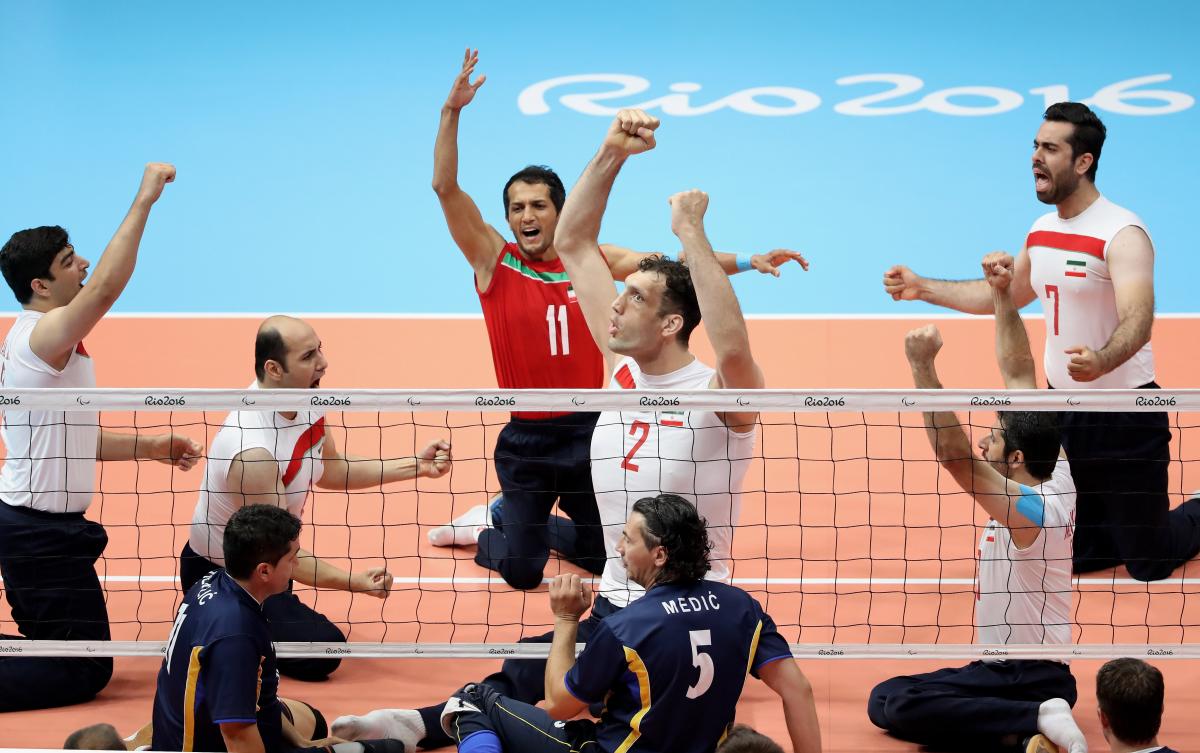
[0,225,70,304]
[997,411,1061,481]
[1043,102,1106,182]
[1096,657,1164,745]
[64,724,125,751]
[637,255,702,346]
[632,493,711,584]
[503,165,566,214]
[223,504,302,579]
[254,325,289,381]
[715,725,784,753]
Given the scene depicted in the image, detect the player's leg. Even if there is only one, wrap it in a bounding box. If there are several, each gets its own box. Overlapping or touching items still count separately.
[441,684,595,753]
[877,660,1077,750]
[178,541,220,593]
[1058,411,1123,573]
[262,584,347,681]
[333,597,618,750]
[1064,407,1183,581]
[0,504,113,711]
[547,414,606,576]
[477,420,558,590]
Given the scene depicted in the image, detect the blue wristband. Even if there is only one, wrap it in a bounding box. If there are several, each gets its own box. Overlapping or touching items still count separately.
[735,254,755,272]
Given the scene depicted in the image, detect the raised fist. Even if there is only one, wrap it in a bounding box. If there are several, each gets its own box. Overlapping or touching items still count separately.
[904,324,943,364]
[445,48,485,111]
[137,163,176,205]
[669,189,709,235]
[883,265,925,302]
[982,251,1015,291]
[604,109,659,157]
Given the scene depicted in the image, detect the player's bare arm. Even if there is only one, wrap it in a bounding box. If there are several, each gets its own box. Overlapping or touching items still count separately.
[431,48,506,286]
[544,573,591,720]
[670,190,762,431]
[30,163,174,369]
[905,325,1042,548]
[1064,225,1154,382]
[228,448,394,598]
[316,431,451,490]
[983,252,1038,390]
[600,242,808,280]
[97,430,202,471]
[883,246,1036,315]
[555,109,660,376]
[219,721,266,753]
[758,658,822,753]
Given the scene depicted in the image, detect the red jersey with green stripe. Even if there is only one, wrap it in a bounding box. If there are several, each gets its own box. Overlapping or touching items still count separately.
[1027,195,1155,389]
[478,243,604,419]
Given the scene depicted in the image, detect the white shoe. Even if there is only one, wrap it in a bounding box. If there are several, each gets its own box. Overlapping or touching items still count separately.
[331,709,425,748]
[428,504,490,547]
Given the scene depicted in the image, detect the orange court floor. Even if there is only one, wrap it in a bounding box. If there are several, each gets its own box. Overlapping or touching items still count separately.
[1,314,1199,751]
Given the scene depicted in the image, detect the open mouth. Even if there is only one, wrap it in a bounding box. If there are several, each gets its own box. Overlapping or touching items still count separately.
[311,377,323,388]
[520,227,541,244]
[1033,167,1051,193]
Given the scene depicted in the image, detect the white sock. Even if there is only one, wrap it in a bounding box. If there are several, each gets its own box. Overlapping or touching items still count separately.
[331,709,426,749]
[1037,698,1087,753]
[428,504,490,547]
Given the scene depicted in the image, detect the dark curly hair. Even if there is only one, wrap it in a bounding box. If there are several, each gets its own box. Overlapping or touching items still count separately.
[1044,102,1106,182]
[0,225,70,304]
[997,411,1061,481]
[632,493,711,584]
[637,255,701,345]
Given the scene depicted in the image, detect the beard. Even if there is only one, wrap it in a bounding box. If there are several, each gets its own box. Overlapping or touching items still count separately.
[1036,168,1082,205]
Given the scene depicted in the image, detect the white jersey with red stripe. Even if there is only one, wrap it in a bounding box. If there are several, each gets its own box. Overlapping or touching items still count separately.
[1026,195,1155,388]
[189,383,326,563]
[592,356,757,607]
[976,460,1076,648]
[0,310,98,513]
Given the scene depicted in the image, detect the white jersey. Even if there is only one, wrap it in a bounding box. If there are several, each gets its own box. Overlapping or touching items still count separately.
[0,311,98,513]
[976,460,1076,647]
[189,384,326,563]
[1027,195,1155,389]
[592,357,757,608]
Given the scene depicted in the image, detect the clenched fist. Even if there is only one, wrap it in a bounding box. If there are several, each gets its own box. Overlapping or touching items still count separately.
[136,163,176,206]
[604,109,659,157]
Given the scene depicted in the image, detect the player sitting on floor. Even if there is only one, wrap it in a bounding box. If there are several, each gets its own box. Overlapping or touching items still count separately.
[867,254,1087,753]
[182,315,451,681]
[439,494,820,753]
[152,504,405,753]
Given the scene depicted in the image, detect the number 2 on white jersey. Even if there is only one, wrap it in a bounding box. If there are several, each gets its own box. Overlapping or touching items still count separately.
[621,420,650,471]
[546,305,570,356]
[685,629,715,699]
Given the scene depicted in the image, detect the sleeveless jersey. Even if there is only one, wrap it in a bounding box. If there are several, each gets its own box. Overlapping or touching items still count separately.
[1027,195,1155,388]
[976,460,1076,648]
[592,357,757,607]
[190,384,326,563]
[477,242,605,419]
[0,310,98,513]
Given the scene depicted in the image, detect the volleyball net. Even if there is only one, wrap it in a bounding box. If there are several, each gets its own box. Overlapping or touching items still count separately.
[1,388,1198,661]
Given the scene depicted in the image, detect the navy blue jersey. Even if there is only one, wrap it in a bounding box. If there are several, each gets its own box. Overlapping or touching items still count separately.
[151,570,283,752]
[564,580,791,753]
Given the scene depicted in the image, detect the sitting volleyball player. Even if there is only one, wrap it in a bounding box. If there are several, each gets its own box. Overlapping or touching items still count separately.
[867,254,1087,753]
[441,495,821,753]
[331,110,774,749]
[183,315,451,681]
[152,504,404,753]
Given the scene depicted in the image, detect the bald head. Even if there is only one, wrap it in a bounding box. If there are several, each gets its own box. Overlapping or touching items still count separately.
[254,316,326,388]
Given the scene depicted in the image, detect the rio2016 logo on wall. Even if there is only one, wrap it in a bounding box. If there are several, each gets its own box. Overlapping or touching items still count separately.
[519,73,1193,118]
